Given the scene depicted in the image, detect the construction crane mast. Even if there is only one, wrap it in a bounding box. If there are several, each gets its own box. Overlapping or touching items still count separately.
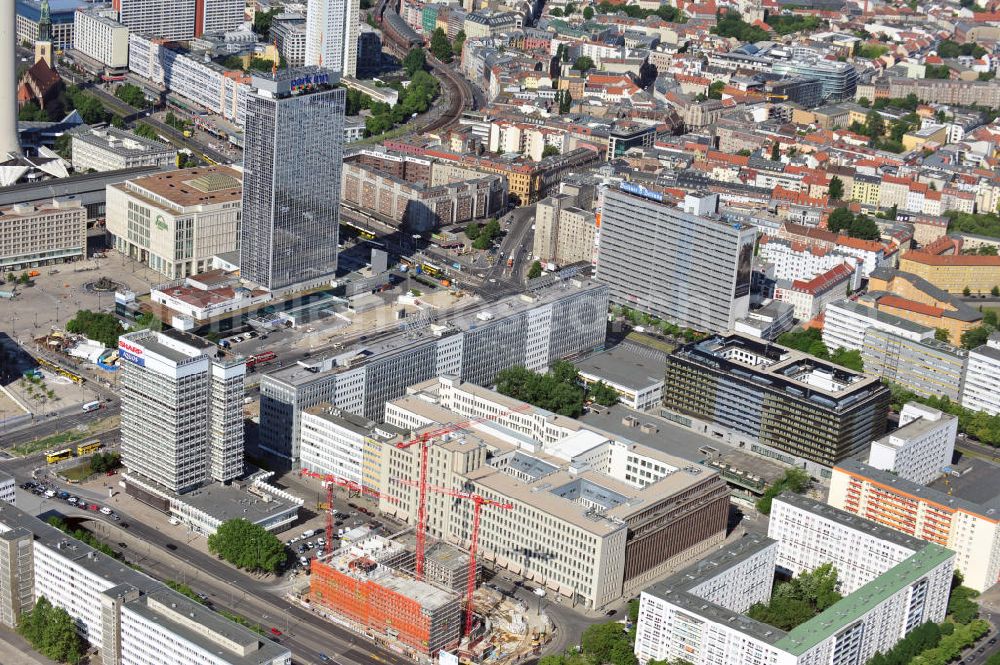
[300,469,384,554]
[394,403,530,580]
[395,478,512,637]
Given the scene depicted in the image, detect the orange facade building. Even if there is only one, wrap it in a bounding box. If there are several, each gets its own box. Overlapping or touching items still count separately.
[310,555,461,656]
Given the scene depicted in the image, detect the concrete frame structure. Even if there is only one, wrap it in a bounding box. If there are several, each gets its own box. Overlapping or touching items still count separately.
[867,403,957,485]
[377,377,731,609]
[0,502,292,665]
[0,199,87,272]
[829,458,1000,592]
[662,333,890,475]
[596,186,756,333]
[119,328,245,494]
[259,277,609,462]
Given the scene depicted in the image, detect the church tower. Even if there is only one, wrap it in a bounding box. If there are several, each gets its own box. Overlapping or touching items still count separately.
[34,0,53,67]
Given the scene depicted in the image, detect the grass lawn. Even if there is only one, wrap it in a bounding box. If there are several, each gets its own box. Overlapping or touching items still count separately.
[59,463,93,483]
[625,331,676,354]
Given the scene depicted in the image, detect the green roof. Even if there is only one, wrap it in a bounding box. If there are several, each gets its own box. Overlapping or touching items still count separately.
[774,543,955,656]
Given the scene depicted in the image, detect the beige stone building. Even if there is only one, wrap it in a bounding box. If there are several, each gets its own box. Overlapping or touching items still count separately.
[0,199,87,272]
[106,166,242,279]
[531,193,597,267]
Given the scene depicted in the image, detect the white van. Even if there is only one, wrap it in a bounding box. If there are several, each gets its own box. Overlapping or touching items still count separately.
[301,529,316,539]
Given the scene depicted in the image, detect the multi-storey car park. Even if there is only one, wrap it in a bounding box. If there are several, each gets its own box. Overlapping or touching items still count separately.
[661,332,891,476]
[259,277,609,462]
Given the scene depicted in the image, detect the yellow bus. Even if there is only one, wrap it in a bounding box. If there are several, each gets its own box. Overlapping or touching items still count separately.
[77,441,102,456]
[45,449,74,464]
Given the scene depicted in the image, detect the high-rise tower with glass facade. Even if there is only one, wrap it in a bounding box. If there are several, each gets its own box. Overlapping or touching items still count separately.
[240,68,345,291]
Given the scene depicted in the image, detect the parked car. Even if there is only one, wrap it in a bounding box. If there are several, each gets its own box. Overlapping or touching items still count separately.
[100,507,112,515]
[269,628,282,636]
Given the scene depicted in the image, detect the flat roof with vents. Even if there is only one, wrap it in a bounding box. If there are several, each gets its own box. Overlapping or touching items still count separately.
[115,166,243,209]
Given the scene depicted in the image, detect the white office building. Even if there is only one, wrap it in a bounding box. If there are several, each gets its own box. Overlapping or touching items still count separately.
[961,333,1000,416]
[823,298,935,353]
[119,329,245,494]
[72,7,130,71]
[635,494,954,665]
[117,0,197,40]
[305,0,360,77]
[0,471,14,506]
[70,126,176,173]
[0,502,291,665]
[128,34,248,125]
[868,403,957,485]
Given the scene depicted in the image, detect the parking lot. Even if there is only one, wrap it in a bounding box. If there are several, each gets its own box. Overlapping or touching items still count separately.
[19,478,120,521]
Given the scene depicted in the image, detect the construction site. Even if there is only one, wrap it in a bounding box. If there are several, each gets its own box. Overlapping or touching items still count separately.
[294,423,555,665]
[299,531,552,664]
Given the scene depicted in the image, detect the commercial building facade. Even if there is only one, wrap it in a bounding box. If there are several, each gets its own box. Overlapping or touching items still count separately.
[106,166,242,279]
[378,377,731,609]
[829,459,1000,592]
[128,35,249,125]
[0,199,87,272]
[119,329,245,494]
[0,502,292,665]
[596,187,756,333]
[532,193,598,267]
[259,278,609,461]
[823,299,935,353]
[72,7,129,72]
[662,333,891,474]
[635,495,953,665]
[239,69,345,291]
[115,0,243,39]
[862,327,967,402]
[961,334,1000,416]
[299,405,405,489]
[868,403,957,485]
[304,0,359,77]
[70,126,176,173]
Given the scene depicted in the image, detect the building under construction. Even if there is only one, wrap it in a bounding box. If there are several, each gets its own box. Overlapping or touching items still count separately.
[310,535,462,657]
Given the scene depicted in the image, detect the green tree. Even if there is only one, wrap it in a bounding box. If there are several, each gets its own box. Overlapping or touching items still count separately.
[558,91,573,114]
[961,324,993,349]
[828,175,844,200]
[402,47,426,76]
[573,56,595,72]
[770,142,780,161]
[528,260,543,279]
[496,363,586,417]
[252,6,282,38]
[115,83,147,107]
[935,328,951,343]
[430,28,453,63]
[90,451,121,474]
[755,468,811,515]
[747,564,842,630]
[963,285,972,297]
[581,622,628,663]
[829,348,863,371]
[992,285,1000,296]
[134,123,160,141]
[948,582,980,624]
[207,519,286,573]
[541,144,561,158]
[18,101,48,122]
[583,5,594,18]
[711,10,769,41]
[65,310,125,348]
[453,30,467,57]
[464,222,480,240]
[53,133,72,159]
[589,380,620,406]
[18,596,85,664]
[707,80,725,99]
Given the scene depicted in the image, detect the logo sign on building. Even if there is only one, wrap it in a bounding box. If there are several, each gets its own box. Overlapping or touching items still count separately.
[619,181,664,202]
[290,72,330,91]
[118,340,145,367]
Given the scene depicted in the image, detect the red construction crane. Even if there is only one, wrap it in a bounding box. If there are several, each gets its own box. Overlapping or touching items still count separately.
[394,478,512,638]
[300,469,385,554]
[395,403,531,580]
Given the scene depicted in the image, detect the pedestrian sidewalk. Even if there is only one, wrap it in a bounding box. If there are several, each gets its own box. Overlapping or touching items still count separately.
[0,629,61,665]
